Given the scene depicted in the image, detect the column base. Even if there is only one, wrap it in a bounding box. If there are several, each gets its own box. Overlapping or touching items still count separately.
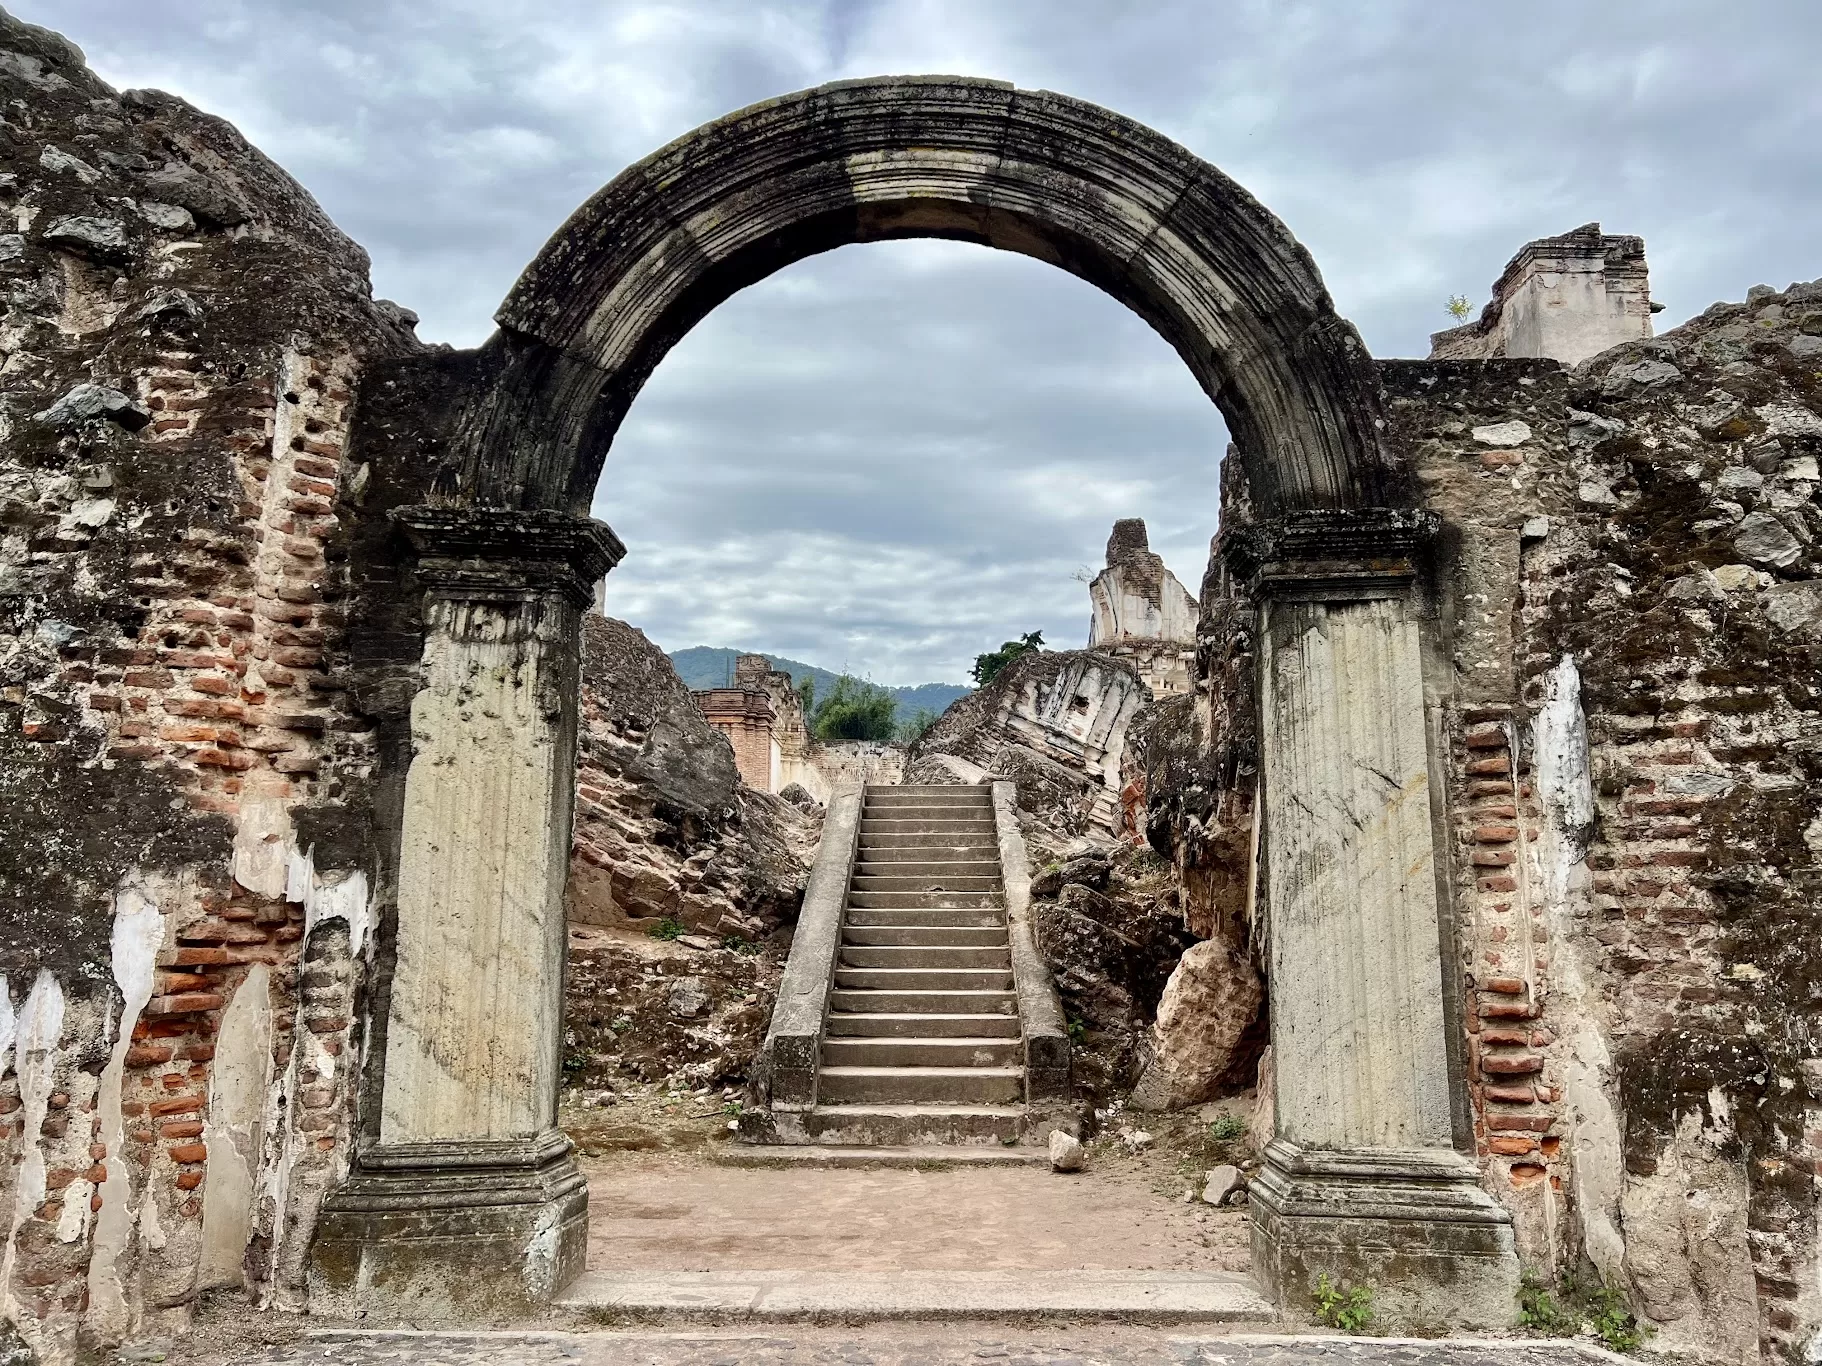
[309,1130,587,1319]
[1249,1138,1520,1334]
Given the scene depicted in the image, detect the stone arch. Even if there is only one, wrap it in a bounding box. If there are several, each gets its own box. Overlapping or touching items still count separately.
[313,77,1520,1332]
[452,75,1405,516]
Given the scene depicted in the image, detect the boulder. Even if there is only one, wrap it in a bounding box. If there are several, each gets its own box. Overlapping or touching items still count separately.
[1127,936,1265,1112]
[1048,1129,1085,1173]
[139,163,248,226]
[1202,1164,1242,1206]
[1734,512,1803,568]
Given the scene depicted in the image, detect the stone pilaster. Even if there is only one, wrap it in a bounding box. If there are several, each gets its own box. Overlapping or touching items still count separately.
[1227,510,1519,1332]
[310,506,624,1318]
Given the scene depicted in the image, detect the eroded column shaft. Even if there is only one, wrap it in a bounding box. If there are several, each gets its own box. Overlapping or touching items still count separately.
[1261,593,1455,1151]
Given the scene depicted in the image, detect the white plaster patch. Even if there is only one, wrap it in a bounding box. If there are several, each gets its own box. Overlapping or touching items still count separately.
[292,843,373,957]
[1530,655,1627,1283]
[88,885,166,1335]
[0,970,67,1325]
[0,973,15,1073]
[198,964,274,1291]
[233,794,294,899]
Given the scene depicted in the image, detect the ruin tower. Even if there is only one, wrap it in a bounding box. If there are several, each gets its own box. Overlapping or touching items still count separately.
[1086,518,1198,696]
[1428,222,1655,365]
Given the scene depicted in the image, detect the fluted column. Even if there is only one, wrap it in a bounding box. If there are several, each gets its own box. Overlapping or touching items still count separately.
[1230,511,1519,1332]
[311,506,624,1318]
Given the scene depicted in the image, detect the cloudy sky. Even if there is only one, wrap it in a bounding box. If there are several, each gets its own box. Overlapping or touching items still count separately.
[34,1,1822,684]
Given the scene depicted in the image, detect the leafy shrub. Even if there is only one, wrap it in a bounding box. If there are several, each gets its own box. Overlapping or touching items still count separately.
[972,631,1044,687]
[1517,1268,1651,1355]
[1312,1274,1373,1333]
[896,706,940,743]
[648,916,684,941]
[811,674,898,742]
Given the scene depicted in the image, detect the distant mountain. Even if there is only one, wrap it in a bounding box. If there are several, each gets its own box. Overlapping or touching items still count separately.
[668,647,972,719]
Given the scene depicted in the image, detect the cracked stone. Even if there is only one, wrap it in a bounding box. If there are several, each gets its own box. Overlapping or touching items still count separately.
[42,214,131,262]
[1733,511,1803,568]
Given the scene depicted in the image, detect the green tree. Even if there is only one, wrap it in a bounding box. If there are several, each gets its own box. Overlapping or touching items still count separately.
[795,674,815,718]
[972,631,1044,688]
[810,674,898,742]
[896,706,940,743]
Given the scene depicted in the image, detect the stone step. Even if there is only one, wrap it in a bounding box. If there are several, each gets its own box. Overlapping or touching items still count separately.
[712,1144,1050,1170]
[818,1065,1024,1105]
[824,1011,1021,1037]
[845,906,1006,928]
[862,810,996,824]
[865,789,993,807]
[841,925,1008,947]
[839,945,1010,969]
[822,1036,1022,1069]
[853,858,1003,878]
[860,819,997,836]
[834,966,1014,992]
[828,988,1018,1015]
[800,1103,1027,1146]
[855,843,1000,862]
[859,831,999,850]
[555,1267,1276,1321]
[849,890,1004,910]
[852,873,1004,893]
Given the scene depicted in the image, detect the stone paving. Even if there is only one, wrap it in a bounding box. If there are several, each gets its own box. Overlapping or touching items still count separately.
[209,1329,1626,1366]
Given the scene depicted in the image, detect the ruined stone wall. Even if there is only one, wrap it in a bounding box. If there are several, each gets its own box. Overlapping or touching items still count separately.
[1169,276,1822,1360]
[0,10,422,1357]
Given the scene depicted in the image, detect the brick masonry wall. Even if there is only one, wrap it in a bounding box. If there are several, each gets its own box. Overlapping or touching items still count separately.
[0,13,412,1357]
[1167,281,1821,1360]
[1391,281,1822,1362]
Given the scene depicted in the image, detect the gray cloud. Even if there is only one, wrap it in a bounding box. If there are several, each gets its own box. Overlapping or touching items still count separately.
[31,0,1822,681]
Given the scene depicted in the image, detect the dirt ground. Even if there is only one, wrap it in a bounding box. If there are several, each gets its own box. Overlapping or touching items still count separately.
[563,1086,1257,1274]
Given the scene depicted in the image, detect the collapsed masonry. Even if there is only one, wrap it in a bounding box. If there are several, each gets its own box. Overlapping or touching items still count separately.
[1,11,1819,1360]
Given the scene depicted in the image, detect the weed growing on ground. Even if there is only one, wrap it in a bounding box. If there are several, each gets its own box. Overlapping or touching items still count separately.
[1312,1273,1374,1333]
[1517,1268,1652,1355]
[1208,1113,1246,1144]
[649,916,684,941]
[720,934,759,954]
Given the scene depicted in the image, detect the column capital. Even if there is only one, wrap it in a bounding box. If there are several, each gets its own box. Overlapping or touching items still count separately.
[390,504,626,608]
[1220,507,1438,600]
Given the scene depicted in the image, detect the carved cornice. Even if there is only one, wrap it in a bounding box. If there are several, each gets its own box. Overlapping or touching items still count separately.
[390,504,626,608]
[1219,507,1438,601]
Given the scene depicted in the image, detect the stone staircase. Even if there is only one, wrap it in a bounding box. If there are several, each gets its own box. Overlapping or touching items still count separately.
[812,784,1024,1142]
[750,780,1071,1149]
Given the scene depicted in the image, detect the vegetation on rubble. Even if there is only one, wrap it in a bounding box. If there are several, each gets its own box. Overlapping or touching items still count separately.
[971,630,1045,686]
